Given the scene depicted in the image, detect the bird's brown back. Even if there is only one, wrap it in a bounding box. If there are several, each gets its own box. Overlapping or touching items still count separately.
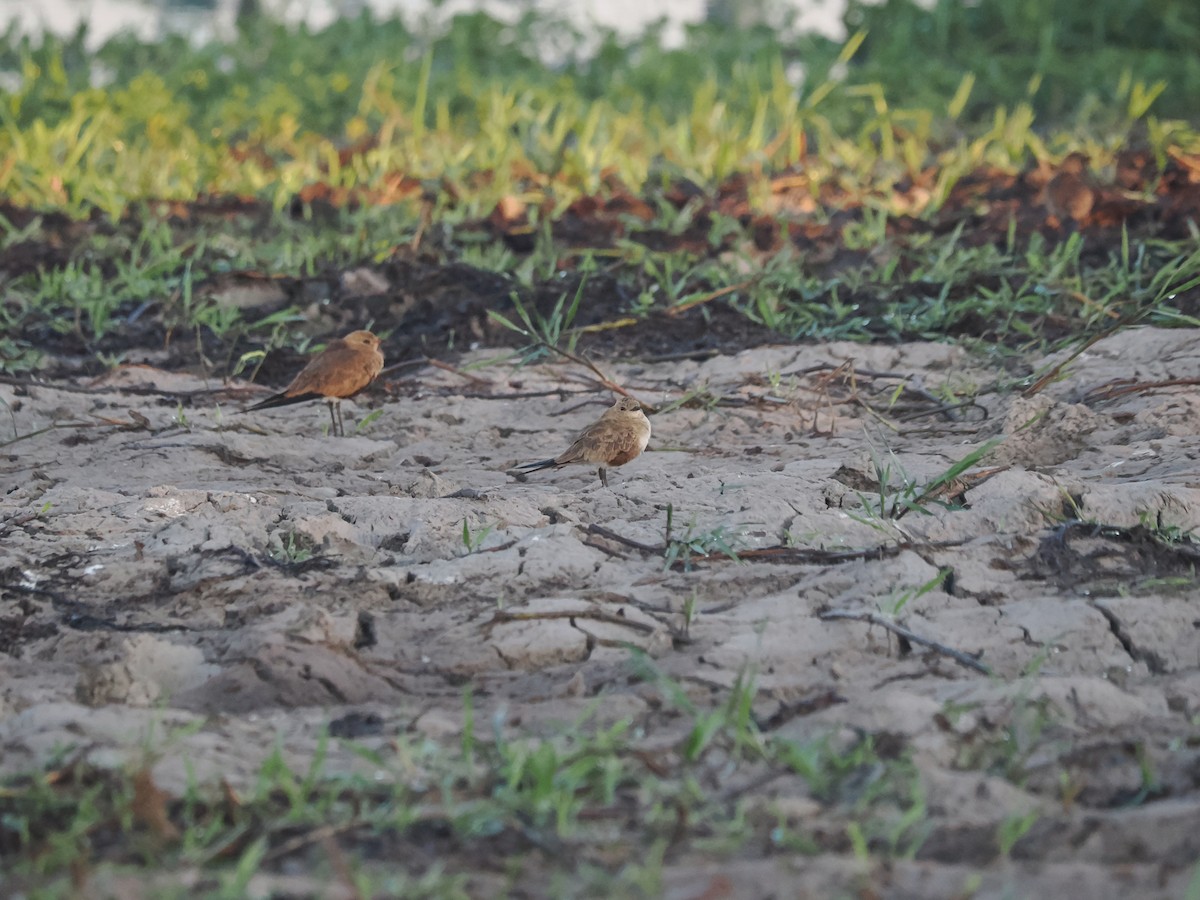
[283,331,384,400]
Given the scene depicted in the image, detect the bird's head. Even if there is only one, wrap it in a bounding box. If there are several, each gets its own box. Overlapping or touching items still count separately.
[344,330,381,349]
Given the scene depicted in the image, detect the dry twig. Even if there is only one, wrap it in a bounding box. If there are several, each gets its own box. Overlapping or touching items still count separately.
[819,608,992,675]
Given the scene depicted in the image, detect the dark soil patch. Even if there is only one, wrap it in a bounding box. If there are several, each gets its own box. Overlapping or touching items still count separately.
[1024,521,1200,595]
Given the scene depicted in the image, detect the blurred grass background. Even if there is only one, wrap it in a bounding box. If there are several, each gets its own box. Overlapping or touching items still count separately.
[0,0,1196,216]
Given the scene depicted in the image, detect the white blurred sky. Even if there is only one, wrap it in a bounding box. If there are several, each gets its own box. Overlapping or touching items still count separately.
[0,0,858,48]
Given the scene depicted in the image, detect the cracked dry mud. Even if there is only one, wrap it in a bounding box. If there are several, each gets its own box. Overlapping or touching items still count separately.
[2,327,1199,897]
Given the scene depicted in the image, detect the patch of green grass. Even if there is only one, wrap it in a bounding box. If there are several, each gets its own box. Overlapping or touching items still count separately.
[846,0,1199,123]
[661,503,747,571]
[671,225,1200,347]
[884,568,953,617]
[460,518,497,554]
[847,437,1002,540]
[0,203,417,373]
[488,281,586,363]
[943,690,1062,784]
[0,666,930,893]
[268,529,314,563]
[997,808,1039,858]
[1138,509,1200,547]
[0,334,42,373]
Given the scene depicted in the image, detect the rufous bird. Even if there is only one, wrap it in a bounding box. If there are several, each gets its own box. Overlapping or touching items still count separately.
[242,330,384,436]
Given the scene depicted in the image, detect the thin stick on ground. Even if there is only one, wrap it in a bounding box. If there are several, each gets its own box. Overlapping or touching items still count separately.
[819,608,993,675]
[377,358,432,378]
[662,280,754,317]
[1082,376,1200,403]
[543,343,653,409]
[424,357,494,386]
[585,524,969,567]
[1022,329,1113,397]
[0,418,147,449]
[484,608,659,635]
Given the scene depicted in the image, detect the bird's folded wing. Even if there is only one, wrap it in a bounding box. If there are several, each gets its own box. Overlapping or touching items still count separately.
[290,345,378,397]
[558,421,643,466]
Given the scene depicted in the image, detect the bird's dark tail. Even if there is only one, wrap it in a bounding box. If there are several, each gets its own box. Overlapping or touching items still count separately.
[239,391,321,413]
[515,458,558,473]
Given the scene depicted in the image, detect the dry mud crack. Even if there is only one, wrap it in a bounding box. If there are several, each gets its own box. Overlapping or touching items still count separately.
[2,327,1199,897]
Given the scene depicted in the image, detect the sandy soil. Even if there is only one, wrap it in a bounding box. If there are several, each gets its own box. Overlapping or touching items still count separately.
[2,327,1199,897]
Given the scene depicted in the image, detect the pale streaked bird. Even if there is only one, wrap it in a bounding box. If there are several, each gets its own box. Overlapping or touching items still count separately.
[242,330,384,436]
[516,396,651,487]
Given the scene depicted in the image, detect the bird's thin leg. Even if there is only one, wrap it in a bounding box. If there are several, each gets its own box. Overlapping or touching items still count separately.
[598,467,608,488]
[335,400,345,437]
[326,400,339,437]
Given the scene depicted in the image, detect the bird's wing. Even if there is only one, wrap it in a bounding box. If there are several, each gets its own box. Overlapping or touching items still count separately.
[556,418,644,466]
[287,342,379,398]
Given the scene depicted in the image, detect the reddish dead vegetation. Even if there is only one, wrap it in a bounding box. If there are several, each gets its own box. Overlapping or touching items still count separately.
[479,146,1198,253]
